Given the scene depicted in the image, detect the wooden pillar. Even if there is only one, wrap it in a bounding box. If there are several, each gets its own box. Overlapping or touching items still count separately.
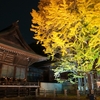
[77,89,80,99]
[0,63,3,77]
[4,87,6,98]
[87,71,97,94]
[18,87,20,97]
[44,89,46,97]
[35,88,38,97]
[54,88,57,97]
[28,87,30,96]
[64,89,67,96]
[25,65,27,81]
[13,65,16,80]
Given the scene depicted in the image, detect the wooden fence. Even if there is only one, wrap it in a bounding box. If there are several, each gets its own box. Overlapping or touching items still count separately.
[39,89,100,98]
[39,89,81,98]
[0,81,100,99]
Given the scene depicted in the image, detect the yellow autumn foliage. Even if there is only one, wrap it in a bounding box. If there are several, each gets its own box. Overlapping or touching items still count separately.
[30,0,100,82]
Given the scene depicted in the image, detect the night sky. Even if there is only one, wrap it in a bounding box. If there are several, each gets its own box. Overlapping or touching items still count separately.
[0,0,40,44]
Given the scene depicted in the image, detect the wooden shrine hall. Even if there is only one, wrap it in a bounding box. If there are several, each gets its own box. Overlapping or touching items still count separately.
[0,21,47,83]
[0,22,47,98]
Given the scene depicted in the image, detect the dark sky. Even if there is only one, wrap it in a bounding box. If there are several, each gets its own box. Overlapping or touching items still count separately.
[0,0,40,44]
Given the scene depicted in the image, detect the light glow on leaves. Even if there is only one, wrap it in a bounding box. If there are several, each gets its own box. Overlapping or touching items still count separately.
[30,0,100,83]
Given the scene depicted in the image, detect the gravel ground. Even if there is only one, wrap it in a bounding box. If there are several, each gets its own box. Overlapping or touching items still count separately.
[0,95,100,100]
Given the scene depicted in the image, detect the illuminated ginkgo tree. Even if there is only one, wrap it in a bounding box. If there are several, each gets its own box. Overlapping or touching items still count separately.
[30,0,100,83]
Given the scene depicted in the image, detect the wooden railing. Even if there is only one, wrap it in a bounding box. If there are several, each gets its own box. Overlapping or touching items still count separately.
[0,81,39,98]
